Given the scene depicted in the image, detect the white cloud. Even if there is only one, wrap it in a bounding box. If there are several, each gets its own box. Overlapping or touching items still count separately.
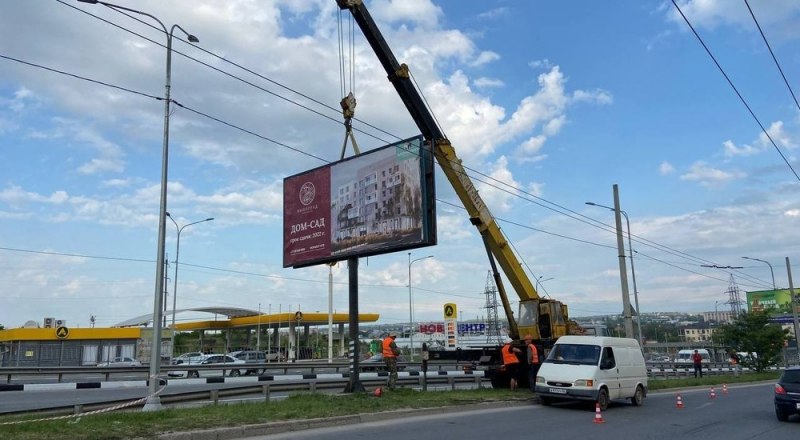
[473,77,504,89]
[478,7,509,20]
[679,161,746,186]
[371,0,443,29]
[659,161,675,175]
[528,59,553,70]
[470,51,500,67]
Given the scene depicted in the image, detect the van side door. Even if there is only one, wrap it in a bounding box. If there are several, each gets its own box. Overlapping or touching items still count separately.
[599,347,621,399]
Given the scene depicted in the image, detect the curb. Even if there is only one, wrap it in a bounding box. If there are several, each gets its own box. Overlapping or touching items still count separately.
[151,400,533,440]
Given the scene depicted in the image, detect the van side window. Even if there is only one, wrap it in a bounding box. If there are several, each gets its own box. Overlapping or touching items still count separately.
[600,347,616,370]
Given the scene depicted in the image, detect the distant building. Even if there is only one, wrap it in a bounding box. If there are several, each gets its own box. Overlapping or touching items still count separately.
[680,323,715,342]
[702,310,732,323]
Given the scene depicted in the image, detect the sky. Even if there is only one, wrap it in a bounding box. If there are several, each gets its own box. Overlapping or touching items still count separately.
[1,0,800,330]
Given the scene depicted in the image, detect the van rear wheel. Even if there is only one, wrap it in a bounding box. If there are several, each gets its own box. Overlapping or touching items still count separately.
[631,385,644,406]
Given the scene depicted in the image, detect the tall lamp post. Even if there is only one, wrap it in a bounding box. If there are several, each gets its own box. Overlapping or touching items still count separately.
[586,201,642,346]
[166,213,213,355]
[78,0,200,412]
[408,253,433,361]
[742,256,776,290]
[535,276,554,292]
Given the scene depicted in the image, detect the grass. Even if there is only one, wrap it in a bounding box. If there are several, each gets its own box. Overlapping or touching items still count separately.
[0,388,525,440]
[0,372,781,440]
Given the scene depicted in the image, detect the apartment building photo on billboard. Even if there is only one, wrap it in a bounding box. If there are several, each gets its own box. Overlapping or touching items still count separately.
[283,135,436,268]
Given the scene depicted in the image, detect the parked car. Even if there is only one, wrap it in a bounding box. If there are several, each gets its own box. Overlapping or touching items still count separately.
[168,354,246,378]
[361,353,407,372]
[97,357,142,367]
[231,350,268,375]
[774,366,800,421]
[172,352,204,365]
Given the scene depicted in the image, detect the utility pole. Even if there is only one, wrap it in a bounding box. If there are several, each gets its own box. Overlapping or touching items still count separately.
[613,184,634,338]
[785,258,800,354]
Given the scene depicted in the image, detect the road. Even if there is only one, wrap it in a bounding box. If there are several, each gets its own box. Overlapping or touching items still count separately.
[254,383,798,440]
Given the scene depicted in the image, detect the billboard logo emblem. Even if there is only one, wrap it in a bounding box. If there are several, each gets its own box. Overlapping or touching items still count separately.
[299,182,315,206]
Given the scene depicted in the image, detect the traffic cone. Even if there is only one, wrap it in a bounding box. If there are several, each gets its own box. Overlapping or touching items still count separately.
[722,384,728,395]
[592,402,605,424]
[709,387,716,399]
[373,387,382,397]
[675,394,685,409]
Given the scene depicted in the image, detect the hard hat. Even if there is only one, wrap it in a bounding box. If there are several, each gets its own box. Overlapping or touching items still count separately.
[388,332,397,337]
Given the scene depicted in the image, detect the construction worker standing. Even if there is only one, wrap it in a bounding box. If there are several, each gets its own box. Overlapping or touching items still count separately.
[501,341,522,391]
[523,334,540,392]
[382,332,400,390]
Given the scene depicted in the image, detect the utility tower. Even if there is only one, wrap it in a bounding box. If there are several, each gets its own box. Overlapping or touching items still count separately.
[726,274,745,317]
[483,271,502,345]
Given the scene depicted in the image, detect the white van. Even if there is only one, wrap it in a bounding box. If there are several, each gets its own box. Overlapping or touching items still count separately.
[534,336,648,410]
[675,349,710,363]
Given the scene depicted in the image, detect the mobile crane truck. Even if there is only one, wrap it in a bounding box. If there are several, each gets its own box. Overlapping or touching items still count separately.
[337,0,582,388]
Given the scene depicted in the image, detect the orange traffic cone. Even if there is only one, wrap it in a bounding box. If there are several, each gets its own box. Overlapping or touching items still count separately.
[592,402,605,424]
[709,387,716,399]
[373,387,382,397]
[676,394,685,409]
[722,384,728,395]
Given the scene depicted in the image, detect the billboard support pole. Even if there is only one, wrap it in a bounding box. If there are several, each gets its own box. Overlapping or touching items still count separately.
[344,257,365,393]
[786,257,800,354]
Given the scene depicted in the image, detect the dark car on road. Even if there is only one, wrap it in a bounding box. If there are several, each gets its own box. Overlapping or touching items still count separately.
[775,366,800,421]
[361,353,408,372]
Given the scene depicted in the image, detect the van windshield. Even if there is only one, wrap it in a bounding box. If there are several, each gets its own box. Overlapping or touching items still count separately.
[544,344,601,366]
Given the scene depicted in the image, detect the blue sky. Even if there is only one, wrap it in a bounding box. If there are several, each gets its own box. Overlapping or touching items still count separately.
[1,0,800,330]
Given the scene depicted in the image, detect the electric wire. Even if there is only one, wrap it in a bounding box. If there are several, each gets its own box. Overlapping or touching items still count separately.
[1,50,775,292]
[63,0,757,286]
[14,2,776,293]
[671,0,800,182]
[744,0,800,113]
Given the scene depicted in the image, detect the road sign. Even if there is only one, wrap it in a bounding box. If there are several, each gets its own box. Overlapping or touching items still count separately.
[443,303,457,319]
[55,326,69,339]
[295,311,303,321]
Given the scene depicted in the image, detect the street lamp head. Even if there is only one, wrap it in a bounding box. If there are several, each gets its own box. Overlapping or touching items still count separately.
[77,0,99,4]
[585,202,597,206]
[205,217,214,222]
[166,211,173,217]
[187,35,199,43]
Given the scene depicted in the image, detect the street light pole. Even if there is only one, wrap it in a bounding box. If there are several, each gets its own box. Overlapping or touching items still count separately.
[167,213,214,355]
[535,276,554,292]
[586,199,641,345]
[408,253,433,362]
[78,0,200,412]
[742,256,776,290]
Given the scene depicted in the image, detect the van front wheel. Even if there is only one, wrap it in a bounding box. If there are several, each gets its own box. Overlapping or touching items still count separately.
[631,385,644,406]
[597,388,609,411]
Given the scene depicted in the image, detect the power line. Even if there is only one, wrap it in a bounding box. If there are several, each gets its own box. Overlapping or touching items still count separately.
[744,0,800,113]
[671,0,800,182]
[66,0,761,285]
[7,6,779,292]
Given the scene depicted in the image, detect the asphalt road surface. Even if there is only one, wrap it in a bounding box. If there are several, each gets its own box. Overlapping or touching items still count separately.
[253,383,799,440]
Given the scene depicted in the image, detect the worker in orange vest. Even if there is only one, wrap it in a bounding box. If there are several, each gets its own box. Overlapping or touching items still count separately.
[523,334,540,392]
[382,332,400,390]
[501,341,522,391]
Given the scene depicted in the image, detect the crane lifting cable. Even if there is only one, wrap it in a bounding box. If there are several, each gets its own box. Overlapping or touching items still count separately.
[337,9,360,159]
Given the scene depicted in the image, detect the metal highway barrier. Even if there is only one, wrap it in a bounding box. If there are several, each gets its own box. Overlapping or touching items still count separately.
[0,370,489,416]
[0,360,474,384]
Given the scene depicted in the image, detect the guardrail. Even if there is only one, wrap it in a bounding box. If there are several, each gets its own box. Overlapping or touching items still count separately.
[0,360,475,384]
[0,370,490,416]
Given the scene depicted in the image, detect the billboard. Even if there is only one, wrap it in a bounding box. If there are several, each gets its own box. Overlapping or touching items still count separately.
[283,135,436,268]
[746,289,799,314]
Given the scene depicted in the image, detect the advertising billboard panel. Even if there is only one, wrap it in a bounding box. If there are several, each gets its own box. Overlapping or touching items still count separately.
[283,135,435,268]
[746,289,797,314]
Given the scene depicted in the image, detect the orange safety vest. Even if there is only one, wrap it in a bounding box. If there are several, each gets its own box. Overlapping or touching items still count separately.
[502,344,519,365]
[528,343,539,364]
[382,337,396,358]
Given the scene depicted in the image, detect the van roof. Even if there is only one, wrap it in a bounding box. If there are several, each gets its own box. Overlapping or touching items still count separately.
[555,336,641,348]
